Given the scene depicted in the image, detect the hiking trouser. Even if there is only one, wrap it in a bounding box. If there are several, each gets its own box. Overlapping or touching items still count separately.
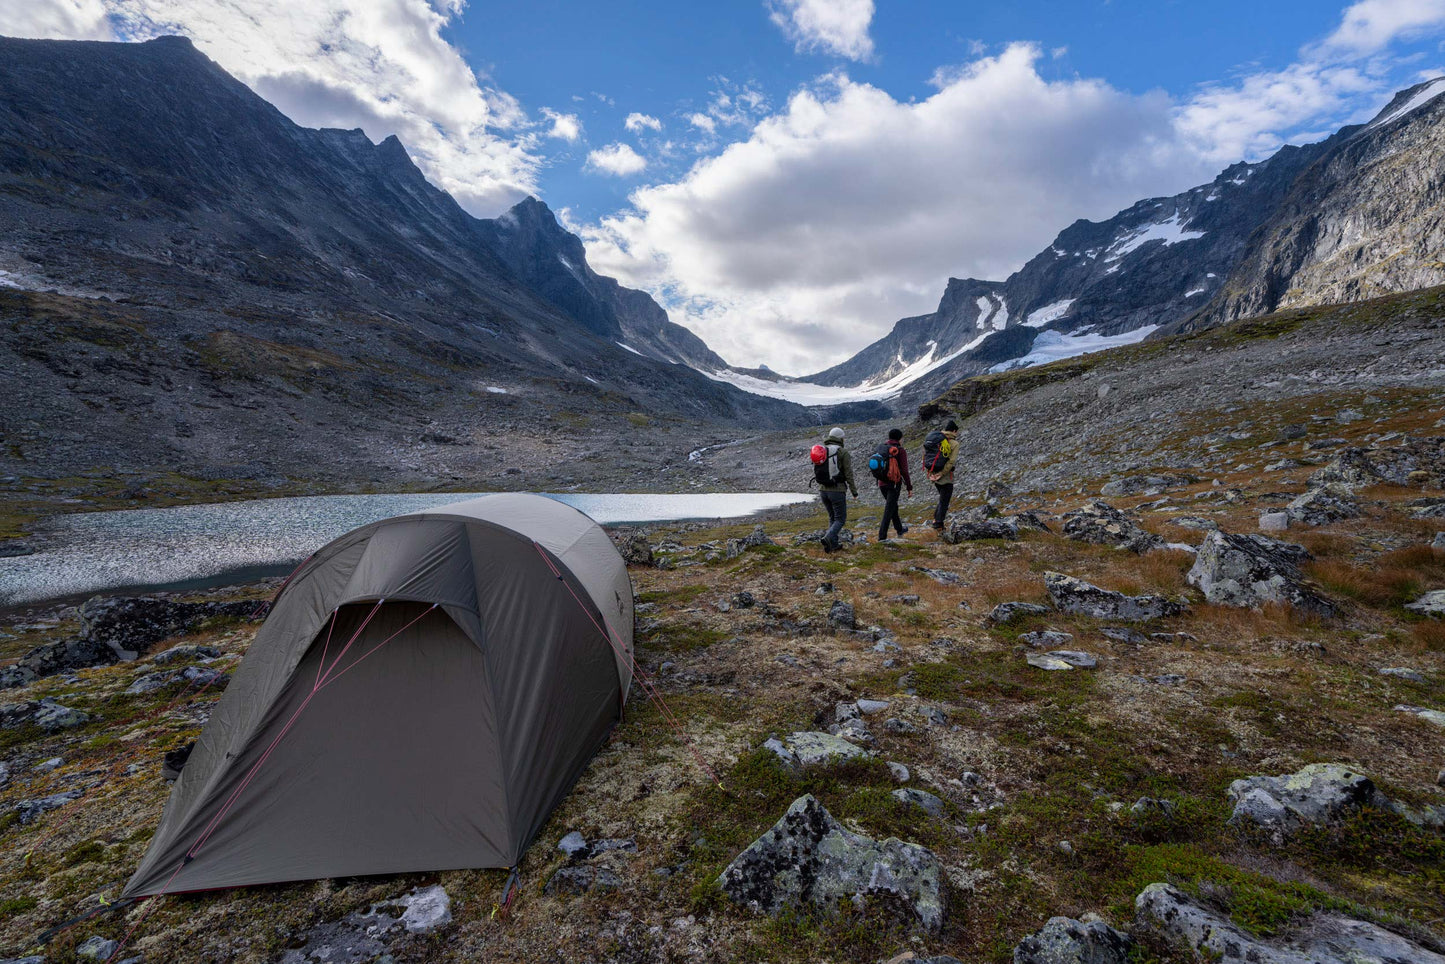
[879,485,904,539]
[821,489,848,548]
[932,483,954,528]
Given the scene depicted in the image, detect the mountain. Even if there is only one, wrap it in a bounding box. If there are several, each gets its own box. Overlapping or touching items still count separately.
[0,35,805,483]
[802,78,1445,407]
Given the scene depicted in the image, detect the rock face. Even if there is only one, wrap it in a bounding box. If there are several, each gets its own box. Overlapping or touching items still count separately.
[1285,484,1360,526]
[1061,501,1164,553]
[1044,572,1184,622]
[1187,532,1334,616]
[1135,882,1445,964]
[1227,763,1382,838]
[717,794,944,931]
[1012,916,1132,964]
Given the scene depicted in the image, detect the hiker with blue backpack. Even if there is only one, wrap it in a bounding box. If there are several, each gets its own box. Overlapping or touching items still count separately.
[810,427,858,552]
[868,428,913,541]
[922,419,959,530]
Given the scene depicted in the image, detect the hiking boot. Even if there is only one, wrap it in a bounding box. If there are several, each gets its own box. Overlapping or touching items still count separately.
[821,539,834,553]
[898,525,909,536]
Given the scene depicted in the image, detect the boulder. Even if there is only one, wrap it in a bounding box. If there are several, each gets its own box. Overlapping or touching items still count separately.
[618,533,654,566]
[151,644,222,664]
[1019,630,1074,649]
[1061,501,1164,553]
[1187,532,1335,616]
[1012,916,1132,964]
[8,790,81,825]
[717,794,944,931]
[126,665,229,695]
[892,788,945,818]
[0,698,90,731]
[1395,704,1445,728]
[828,601,857,630]
[727,525,776,559]
[1026,650,1097,671]
[987,602,1051,626]
[1005,511,1053,533]
[79,595,260,660]
[1405,590,1445,618]
[1226,763,1382,838]
[767,732,871,771]
[75,937,119,960]
[941,519,1019,543]
[1044,573,1184,622]
[1135,882,1445,964]
[1258,511,1290,532]
[1285,484,1359,526]
[0,636,118,690]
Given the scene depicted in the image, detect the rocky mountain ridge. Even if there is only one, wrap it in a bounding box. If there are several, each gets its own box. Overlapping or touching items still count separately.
[806,78,1445,407]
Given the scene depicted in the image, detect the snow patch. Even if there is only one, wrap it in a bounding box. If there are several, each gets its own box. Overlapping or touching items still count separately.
[616,342,645,356]
[1367,78,1445,131]
[1184,287,1205,298]
[557,254,586,282]
[989,325,1159,374]
[1025,299,1075,327]
[991,297,1009,330]
[485,386,508,394]
[974,296,992,328]
[1106,212,1205,261]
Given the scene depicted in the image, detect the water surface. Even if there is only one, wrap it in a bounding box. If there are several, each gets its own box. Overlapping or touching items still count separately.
[0,491,811,608]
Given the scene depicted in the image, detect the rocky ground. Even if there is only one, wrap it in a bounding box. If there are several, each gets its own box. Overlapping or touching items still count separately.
[1,291,1444,963]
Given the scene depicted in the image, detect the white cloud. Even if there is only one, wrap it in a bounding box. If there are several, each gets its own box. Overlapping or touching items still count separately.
[585,142,648,177]
[625,112,663,133]
[541,108,582,141]
[16,0,544,215]
[767,0,876,62]
[1318,0,1445,56]
[5,0,112,39]
[687,112,718,133]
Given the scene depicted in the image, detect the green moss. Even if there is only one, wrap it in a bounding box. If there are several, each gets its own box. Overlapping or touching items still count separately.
[0,895,37,915]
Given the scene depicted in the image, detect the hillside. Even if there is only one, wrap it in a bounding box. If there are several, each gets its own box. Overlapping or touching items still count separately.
[2,290,1443,963]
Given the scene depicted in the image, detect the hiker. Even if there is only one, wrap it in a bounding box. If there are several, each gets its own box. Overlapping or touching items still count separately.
[869,428,912,541]
[810,426,858,552]
[922,419,959,530]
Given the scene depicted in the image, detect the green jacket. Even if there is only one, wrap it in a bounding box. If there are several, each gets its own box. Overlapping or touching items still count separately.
[818,439,858,496]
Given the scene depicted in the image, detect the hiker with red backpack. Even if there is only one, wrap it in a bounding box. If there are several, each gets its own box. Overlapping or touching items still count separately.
[868,428,912,541]
[922,419,959,530]
[809,426,858,552]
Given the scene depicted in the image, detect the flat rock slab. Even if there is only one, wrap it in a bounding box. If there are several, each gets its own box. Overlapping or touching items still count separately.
[1044,572,1184,622]
[1136,882,1445,964]
[1406,590,1445,617]
[766,732,871,770]
[1020,630,1074,648]
[1026,650,1097,671]
[718,794,944,931]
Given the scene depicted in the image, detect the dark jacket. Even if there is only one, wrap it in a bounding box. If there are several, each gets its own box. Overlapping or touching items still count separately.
[875,441,913,491]
[818,438,858,496]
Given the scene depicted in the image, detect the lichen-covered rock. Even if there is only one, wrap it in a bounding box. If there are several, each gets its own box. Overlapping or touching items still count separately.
[0,636,117,690]
[1135,882,1445,964]
[1285,484,1359,526]
[892,788,945,818]
[718,794,944,931]
[988,602,1052,625]
[0,698,90,731]
[1044,572,1185,621]
[942,518,1019,543]
[1227,763,1383,838]
[726,525,776,559]
[617,533,654,566]
[1310,437,1445,489]
[1061,501,1164,553]
[1012,916,1132,964]
[79,595,260,659]
[1187,531,1335,616]
[782,731,871,767]
[1020,630,1074,648]
[125,665,228,695]
[1405,590,1445,617]
[828,600,857,630]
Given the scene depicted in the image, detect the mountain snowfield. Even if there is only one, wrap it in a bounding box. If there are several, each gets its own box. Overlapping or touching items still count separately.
[696,75,1445,408]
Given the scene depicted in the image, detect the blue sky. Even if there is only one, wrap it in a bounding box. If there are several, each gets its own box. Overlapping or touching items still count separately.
[14,0,1445,371]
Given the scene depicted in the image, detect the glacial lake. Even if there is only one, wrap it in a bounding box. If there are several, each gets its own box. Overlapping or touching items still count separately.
[0,491,813,609]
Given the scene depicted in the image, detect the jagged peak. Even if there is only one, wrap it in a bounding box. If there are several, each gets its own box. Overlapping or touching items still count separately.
[1364,76,1445,131]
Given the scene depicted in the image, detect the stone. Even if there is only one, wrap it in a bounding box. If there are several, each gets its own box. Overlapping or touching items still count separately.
[1026,651,1096,671]
[781,731,871,768]
[1044,573,1184,622]
[888,762,910,783]
[1129,797,1178,819]
[126,665,228,695]
[1285,484,1359,526]
[1062,501,1164,553]
[394,885,451,935]
[942,519,1019,543]
[75,937,119,960]
[618,533,653,566]
[558,830,590,860]
[857,699,891,715]
[1433,531,1445,551]
[1135,882,1445,964]
[1012,916,1132,964]
[1100,474,1195,498]
[726,526,776,559]
[1378,667,1425,683]
[546,865,622,895]
[1100,626,1147,644]
[1020,630,1074,648]
[1395,704,1445,728]
[1005,511,1053,533]
[830,719,874,744]
[835,701,861,723]
[1227,763,1382,838]
[1405,590,1445,617]
[988,602,1051,626]
[1258,511,1290,532]
[1188,531,1335,616]
[79,595,260,660]
[151,644,222,664]
[884,718,916,735]
[731,590,756,609]
[1172,516,1219,531]
[717,794,944,931]
[892,788,945,818]
[919,707,948,726]
[873,638,901,654]
[828,601,857,630]
[9,791,81,825]
[0,636,119,690]
[0,698,90,731]
[913,567,961,585]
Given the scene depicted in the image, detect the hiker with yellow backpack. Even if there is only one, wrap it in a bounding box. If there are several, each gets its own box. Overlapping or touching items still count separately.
[921,419,959,530]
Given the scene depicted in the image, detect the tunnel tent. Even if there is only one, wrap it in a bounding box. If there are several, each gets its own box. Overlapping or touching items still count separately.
[122,493,634,898]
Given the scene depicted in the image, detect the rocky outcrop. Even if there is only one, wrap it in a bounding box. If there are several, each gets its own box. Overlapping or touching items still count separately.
[717,794,944,931]
[1406,590,1445,617]
[1227,763,1382,839]
[1187,532,1335,616]
[1044,573,1184,621]
[1061,502,1164,553]
[0,698,89,731]
[1309,437,1445,489]
[0,636,116,689]
[942,519,1020,543]
[1285,484,1359,526]
[1135,882,1445,964]
[617,533,654,567]
[1012,916,1132,964]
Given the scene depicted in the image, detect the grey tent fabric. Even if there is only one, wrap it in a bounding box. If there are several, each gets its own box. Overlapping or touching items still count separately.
[123,494,633,897]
